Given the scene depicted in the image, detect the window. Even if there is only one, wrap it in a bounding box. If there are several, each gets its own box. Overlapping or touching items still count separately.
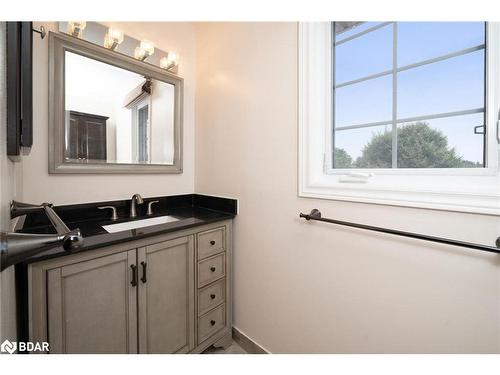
[332,22,486,170]
[137,103,149,163]
[299,22,500,215]
[130,96,151,164]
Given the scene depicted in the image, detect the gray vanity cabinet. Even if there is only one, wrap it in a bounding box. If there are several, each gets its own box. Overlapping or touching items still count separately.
[46,250,138,353]
[137,236,195,354]
[28,220,232,354]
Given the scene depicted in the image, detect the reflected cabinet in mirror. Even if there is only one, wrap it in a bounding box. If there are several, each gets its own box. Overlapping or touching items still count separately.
[49,32,183,173]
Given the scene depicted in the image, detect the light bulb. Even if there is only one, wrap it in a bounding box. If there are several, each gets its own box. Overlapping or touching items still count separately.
[160,51,179,71]
[134,41,154,61]
[104,28,124,50]
[134,46,146,61]
[140,40,155,56]
[67,21,86,38]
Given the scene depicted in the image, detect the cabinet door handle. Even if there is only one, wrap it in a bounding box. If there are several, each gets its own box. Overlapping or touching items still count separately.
[140,261,147,283]
[210,320,216,326]
[210,240,216,246]
[210,266,216,272]
[210,293,216,299]
[130,264,138,287]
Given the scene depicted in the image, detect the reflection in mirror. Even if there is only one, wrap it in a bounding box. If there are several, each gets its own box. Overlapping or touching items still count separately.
[64,51,175,165]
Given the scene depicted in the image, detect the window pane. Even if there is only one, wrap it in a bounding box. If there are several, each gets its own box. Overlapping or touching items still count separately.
[335,24,392,84]
[335,22,381,42]
[398,22,485,66]
[334,125,393,168]
[397,50,485,119]
[396,113,484,168]
[332,21,486,170]
[335,75,392,127]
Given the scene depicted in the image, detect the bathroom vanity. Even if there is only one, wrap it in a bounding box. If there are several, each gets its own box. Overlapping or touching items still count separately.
[16,194,236,354]
[8,25,238,354]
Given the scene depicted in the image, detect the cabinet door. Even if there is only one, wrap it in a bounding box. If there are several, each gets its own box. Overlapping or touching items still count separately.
[46,250,137,353]
[138,236,195,353]
[84,118,107,161]
[66,111,107,161]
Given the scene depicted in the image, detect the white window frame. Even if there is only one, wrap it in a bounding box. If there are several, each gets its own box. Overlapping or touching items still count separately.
[131,95,152,163]
[298,22,500,215]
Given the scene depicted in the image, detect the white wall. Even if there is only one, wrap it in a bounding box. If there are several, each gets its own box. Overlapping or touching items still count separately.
[21,22,196,205]
[0,22,19,343]
[194,22,500,353]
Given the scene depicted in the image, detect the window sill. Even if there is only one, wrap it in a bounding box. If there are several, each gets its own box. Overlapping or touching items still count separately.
[299,174,500,215]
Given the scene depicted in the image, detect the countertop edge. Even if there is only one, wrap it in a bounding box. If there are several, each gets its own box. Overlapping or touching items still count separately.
[21,214,235,265]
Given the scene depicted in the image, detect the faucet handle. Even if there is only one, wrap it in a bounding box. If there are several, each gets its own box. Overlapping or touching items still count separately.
[98,206,118,221]
[146,200,160,216]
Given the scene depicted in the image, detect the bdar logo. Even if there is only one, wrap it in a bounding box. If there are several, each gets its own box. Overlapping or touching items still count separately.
[1,339,17,354]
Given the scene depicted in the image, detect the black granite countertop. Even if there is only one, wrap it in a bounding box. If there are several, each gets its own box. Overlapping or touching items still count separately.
[19,194,237,264]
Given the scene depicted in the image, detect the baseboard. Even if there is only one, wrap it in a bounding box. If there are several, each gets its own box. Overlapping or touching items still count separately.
[232,327,269,354]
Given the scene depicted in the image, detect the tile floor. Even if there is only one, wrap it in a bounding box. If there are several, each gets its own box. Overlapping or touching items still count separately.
[202,340,247,354]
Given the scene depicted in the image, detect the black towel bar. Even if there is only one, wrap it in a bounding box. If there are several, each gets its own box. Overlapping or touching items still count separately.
[299,209,500,255]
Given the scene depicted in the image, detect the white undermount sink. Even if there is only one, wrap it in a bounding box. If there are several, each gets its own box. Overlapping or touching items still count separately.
[102,215,180,233]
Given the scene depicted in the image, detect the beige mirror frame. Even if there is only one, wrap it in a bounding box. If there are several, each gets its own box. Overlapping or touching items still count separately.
[48,31,183,174]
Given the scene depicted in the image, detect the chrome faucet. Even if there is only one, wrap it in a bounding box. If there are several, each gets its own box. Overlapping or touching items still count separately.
[130,194,144,218]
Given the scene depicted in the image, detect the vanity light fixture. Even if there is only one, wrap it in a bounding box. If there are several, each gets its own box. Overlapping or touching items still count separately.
[104,28,124,51]
[160,51,180,72]
[67,21,86,38]
[134,40,155,61]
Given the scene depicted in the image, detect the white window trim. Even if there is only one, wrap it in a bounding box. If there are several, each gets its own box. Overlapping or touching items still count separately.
[131,95,152,163]
[298,22,500,215]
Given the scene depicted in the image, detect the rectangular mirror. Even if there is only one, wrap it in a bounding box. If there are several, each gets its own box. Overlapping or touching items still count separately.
[49,32,183,173]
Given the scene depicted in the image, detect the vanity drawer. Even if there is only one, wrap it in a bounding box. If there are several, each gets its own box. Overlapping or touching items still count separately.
[197,227,225,260]
[198,304,226,344]
[198,278,225,316]
[197,253,225,288]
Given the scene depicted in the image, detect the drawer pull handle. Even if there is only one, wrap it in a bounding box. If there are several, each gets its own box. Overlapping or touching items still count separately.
[210,320,216,326]
[130,264,138,287]
[140,261,147,283]
[210,240,216,246]
[210,266,216,272]
[210,294,216,299]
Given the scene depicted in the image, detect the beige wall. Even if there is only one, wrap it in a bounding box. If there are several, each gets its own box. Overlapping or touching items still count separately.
[194,22,500,353]
[0,22,19,343]
[20,22,197,205]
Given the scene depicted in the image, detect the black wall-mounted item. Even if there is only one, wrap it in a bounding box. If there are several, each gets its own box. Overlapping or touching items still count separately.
[7,22,33,160]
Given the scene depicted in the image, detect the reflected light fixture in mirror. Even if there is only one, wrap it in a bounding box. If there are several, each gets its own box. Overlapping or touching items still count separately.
[134,40,155,61]
[160,51,179,72]
[67,21,86,38]
[104,28,124,50]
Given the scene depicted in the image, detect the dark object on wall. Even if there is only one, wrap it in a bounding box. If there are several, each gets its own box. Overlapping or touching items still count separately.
[6,22,33,160]
[66,111,108,161]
